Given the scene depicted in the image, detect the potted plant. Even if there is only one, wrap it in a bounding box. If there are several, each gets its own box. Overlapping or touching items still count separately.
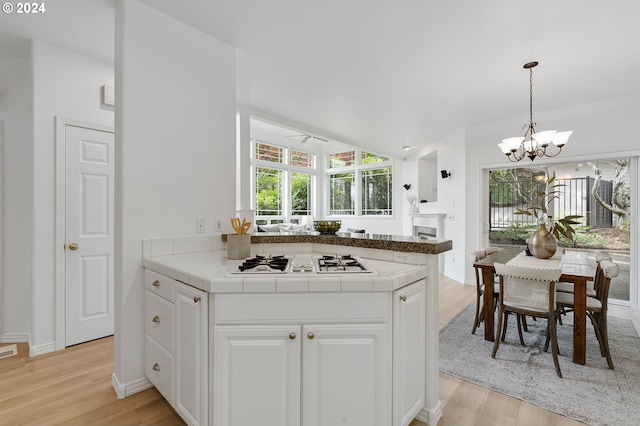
[515,172,582,258]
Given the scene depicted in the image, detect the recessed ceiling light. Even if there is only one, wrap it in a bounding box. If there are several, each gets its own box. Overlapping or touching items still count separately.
[402,145,413,151]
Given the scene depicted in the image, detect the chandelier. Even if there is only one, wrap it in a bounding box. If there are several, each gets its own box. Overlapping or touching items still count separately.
[498,61,572,162]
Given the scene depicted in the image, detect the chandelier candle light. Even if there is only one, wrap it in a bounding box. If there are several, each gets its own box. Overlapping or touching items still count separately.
[498,62,573,162]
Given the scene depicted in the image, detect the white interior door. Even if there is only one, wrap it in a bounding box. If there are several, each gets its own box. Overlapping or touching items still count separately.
[65,125,114,346]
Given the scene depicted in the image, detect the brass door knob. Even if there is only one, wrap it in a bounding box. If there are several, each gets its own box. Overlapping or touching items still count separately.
[152,315,160,323]
[289,332,296,340]
[399,295,407,302]
[307,332,315,340]
[152,363,160,371]
[68,243,79,250]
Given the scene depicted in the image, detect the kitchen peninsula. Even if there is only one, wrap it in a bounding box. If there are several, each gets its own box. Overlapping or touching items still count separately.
[142,232,451,426]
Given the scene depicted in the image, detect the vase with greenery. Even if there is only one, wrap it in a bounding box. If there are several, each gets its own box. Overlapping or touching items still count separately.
[515,172,582,258]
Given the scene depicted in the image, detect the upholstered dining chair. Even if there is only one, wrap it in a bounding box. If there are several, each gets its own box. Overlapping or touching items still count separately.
[556,259,620,369]
[470,248,499,334]
[556,252,612,297]
[492,263,563,378]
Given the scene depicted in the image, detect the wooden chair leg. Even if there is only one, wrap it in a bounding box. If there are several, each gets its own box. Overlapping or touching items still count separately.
[472,295,481,334]
[521,314,529,332]
[492,308,505,358]
[516,314,525,346]
[549,314,563,378]
[600,314,613,370]
[501,312,509,342]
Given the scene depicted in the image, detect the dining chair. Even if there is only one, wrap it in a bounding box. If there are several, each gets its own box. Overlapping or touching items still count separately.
[492,263,563,378]
[555,259,619,369]
[470,248,499,334]
[556,252,611,297]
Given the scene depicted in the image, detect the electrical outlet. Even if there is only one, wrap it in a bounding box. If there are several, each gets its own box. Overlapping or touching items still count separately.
[196,218,205,233]
[394,253,409,263]
[215,217,222,231]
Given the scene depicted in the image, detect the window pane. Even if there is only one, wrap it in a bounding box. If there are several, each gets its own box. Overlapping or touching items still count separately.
[291,172,312,216]
[256,167,283,216]
[362,151,390,164]
[329,151,355,168]
[291,149,314,169]
[255,142,284,163]
[361,167,392,215]
[329,172,355,215]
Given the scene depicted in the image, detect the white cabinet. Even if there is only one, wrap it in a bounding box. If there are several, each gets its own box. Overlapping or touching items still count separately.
[393,280,426,426]
[213,292,392,426]
[214,325,301,426]
[143,270,208,426]
[303,324,390,426]
[175,282,208,426]
[214,323,390,426]
[144,270,176,405]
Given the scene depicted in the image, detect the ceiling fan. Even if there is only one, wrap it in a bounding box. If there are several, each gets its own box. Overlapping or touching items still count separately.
[285,134,329,144]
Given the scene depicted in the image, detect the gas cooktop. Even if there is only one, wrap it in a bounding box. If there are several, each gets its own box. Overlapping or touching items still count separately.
[228,254,375,275]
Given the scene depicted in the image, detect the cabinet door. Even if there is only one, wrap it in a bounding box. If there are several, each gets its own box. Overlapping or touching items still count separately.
[174,282,208,426]
[214,325,301,426]
[393,280,426,426]
[302,324,391,426]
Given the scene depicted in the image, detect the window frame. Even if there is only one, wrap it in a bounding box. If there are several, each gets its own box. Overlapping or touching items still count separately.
[325,149,394,218]
[251,139,316,224]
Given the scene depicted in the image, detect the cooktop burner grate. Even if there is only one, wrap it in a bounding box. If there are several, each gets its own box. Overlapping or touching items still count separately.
[316,254,372,273]
[236,255,291,273]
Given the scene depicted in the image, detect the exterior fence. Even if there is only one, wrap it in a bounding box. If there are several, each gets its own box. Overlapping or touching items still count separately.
[490,177,613,229]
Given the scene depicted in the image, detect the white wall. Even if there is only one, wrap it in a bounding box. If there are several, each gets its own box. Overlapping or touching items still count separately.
[30,41,114,354]
[403,128,467,283]
[0,56,33,342]
[114,0,236,393]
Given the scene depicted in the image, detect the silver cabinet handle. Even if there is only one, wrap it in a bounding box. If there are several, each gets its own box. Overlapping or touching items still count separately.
[289,332,296,340]
[194,296,201,303]
[152,280,160,287]
[399,295,407,302]
[152,363,160,371]
[307,332,315,340]
[152,315,160,323]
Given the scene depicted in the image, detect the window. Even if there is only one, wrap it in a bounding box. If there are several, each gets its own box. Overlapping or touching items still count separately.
[329,172,355,215]
[252,140,316,223]
[291,172,312,216]
[327,150,393,217]
[361,166,392,215]
[255,167,283,216]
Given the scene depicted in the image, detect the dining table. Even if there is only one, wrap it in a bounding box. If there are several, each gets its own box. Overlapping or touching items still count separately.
[473,245,594,365]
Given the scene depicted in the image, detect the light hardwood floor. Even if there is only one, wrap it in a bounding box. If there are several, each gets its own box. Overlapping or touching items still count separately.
[0,276,584,425]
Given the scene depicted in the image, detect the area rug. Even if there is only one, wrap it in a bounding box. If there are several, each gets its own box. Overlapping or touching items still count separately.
[439,303,640,426]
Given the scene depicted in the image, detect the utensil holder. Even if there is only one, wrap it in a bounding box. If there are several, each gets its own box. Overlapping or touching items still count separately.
[227,234,251,259]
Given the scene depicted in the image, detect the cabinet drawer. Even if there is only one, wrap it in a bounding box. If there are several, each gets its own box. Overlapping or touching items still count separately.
[145,290,175,352]
[145,334,174,406]
[214,292,390,324]
[145,269,175,303]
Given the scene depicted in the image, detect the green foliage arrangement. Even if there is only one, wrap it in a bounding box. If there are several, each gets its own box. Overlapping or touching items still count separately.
[514,172,583,241]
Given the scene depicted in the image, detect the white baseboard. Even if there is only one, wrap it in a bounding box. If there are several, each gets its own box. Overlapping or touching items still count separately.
[415,402,442,426]
[112,373,152,399]
[30,341,56,357]
[1,332,30,344]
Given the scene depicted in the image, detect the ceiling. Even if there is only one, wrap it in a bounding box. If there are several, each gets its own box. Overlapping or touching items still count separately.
[2,0,640,159]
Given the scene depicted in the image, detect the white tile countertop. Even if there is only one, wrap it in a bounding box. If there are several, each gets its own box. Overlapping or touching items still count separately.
[142,250,427,293]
